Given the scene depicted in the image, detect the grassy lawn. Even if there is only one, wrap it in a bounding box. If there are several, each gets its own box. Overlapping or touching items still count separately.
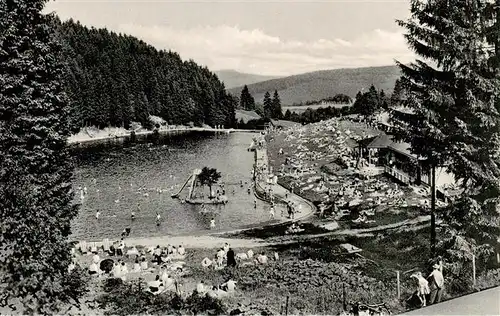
[73,223,500,315]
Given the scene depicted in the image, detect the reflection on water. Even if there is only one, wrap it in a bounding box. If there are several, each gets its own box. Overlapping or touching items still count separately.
[71,132,269,241]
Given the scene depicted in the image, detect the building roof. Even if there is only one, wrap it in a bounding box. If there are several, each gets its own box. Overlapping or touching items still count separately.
[391,106,415,115]
[388,141,417,159]
[345,137,359,148]
[271,120,300,129]
[367,134,393,149]
[358,136,377,147]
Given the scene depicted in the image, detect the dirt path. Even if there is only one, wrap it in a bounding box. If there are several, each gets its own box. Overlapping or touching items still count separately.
[253,147,316,221]
[264,215,431,245]
[124,235,271,249]
[119,215,431,249]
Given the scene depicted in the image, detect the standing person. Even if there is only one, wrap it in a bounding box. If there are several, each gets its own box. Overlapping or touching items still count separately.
[428,263,444,304]
[95,210,100,220]
[226,248,236,267]
[156,212,161,226]
[117,238,125,256]
[269,204,275,219]
[254,197,257,209]
[216,248,225,267]
[410,272,430,307]
[210,218,216,230]
[131,210,135,221]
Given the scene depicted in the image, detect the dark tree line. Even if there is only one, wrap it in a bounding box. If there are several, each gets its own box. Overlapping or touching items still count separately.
[283,105,352,124]
[290,94,353,106]
[281,84,389,125]
[56,19,237,130]
[351,85,389,118]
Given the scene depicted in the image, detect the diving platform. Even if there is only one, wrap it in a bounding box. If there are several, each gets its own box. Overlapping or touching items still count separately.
[171,168,228,205]
[185,196,228,205]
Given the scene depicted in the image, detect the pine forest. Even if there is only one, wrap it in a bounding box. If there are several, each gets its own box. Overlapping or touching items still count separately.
[56,19,237,131]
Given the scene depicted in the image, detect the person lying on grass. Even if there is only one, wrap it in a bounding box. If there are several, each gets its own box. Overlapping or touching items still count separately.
[148,275,164,294]
[221,279,237,292]
[255,252,268,265]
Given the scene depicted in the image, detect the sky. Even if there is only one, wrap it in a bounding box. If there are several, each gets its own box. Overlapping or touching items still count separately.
[44,0,416,76]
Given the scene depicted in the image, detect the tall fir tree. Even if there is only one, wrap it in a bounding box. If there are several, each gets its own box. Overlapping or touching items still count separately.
[390,78,406,106]
[240,85,255,111]
[0,0,85,313]
[396,0,500,257]
[272,90,283,119]
[263,91,272,119]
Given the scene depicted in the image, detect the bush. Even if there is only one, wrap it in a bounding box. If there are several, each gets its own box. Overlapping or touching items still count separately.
[96,278,227,316]
[62,265,91,301]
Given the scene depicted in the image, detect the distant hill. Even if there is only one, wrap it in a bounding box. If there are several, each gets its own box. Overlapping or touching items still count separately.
[216,70,282,89]
[228,65,401,105]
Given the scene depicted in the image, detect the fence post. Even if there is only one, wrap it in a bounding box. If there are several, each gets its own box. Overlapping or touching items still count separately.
[342,282,347,311]
[285,296,289,316]
[396,271,401,299]
[472,254,476,287]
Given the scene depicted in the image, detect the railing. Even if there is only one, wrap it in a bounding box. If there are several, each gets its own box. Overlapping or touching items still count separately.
[384,166,412,184]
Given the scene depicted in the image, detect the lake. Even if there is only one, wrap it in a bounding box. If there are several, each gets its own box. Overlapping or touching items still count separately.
[70,132,271,241]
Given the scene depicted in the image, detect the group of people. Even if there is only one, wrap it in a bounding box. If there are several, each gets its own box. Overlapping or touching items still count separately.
[410,261,445,307]
[200,244,278,269]
[195,278,237,299]
[75,237,191,280]
[201,243,236,269]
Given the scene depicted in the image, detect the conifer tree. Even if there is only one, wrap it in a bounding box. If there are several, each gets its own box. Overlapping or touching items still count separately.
[272,90,283,119]
[263,91,272,118]
[396,0,500,256]
[0,0,84,312]
[240,85,255,111]
[390,78,405,106]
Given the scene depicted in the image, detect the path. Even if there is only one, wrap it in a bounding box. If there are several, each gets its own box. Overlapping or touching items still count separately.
[253,147,315,223]
[401,286,499,315]
[124,235,270,249]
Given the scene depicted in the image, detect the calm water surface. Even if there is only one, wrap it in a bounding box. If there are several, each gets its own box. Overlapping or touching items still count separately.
[71,132,270,241]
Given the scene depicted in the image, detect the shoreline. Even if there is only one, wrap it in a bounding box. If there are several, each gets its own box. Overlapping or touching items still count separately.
[74,137,316,249]
[68,127,261,146]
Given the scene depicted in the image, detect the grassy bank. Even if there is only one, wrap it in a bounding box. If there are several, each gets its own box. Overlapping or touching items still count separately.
[73,224,500,315]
